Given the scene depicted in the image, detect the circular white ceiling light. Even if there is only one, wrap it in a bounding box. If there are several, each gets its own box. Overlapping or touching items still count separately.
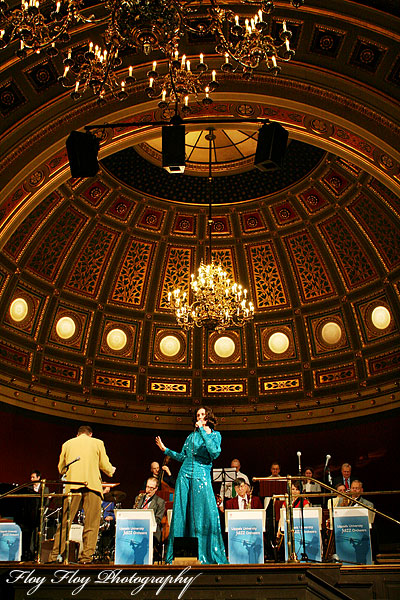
[56,316,76,340]
[159,335,181,357]
[107,328,128,351]
[9,298,29,322]
[268,332,290,354]
[321,321,342,345]
[371,306,391,330]
[214,336,236,358]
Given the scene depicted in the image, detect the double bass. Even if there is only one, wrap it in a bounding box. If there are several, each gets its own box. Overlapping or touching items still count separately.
[155,456,174,542]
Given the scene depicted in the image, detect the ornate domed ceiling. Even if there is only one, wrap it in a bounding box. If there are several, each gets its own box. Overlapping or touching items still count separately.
[0,0,399,429]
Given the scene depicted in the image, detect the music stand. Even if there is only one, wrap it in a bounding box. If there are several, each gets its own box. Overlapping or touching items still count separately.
[212,468,237,499]
[260,478,287,552]
[259,478,287,499]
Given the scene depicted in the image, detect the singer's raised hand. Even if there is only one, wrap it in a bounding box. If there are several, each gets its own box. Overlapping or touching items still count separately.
[155,436,166,452]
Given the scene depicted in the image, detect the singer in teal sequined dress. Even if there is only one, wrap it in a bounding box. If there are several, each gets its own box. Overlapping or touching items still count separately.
[156,407,228,565]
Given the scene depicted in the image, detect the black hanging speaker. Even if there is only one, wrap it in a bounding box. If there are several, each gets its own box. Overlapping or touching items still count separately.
[162,125,186,173]
[254,122,288,172]
[66,130,100,178]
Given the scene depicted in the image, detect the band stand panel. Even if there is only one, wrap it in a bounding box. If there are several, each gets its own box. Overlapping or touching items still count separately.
[281,507,322,562]
[333,507,373,565]
[114,509,156,565]
[0,522,22,561]
[225,509,265,564]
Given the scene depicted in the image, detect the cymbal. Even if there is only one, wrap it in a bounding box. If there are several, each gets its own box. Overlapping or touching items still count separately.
[103,490,126,502]
[101,482,120,488]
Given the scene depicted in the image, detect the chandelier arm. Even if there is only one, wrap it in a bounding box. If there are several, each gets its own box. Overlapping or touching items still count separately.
[168,63,179,106]
[97,45,117,98]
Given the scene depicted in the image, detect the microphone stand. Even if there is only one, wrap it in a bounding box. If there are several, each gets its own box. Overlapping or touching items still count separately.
[323,460,330,509]
[297,453,308,562]
[56,461,81,562]
[326,469,339,561]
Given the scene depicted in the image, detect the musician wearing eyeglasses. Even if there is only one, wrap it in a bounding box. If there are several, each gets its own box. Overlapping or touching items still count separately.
[133,477,165,545]
[225,478,263,510]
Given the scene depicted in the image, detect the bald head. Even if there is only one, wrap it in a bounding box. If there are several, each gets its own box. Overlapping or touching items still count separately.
[150,462,160,476]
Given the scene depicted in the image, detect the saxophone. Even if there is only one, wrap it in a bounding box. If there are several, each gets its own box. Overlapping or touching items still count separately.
[341,494,351,507]
[133,492,145,509]
[245,486,253,509]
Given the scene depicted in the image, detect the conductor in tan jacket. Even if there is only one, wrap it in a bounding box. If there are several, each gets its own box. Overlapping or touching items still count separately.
[48,425,115,563]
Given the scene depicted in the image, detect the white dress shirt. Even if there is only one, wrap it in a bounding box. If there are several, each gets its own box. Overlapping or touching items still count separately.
[238,495,248,510]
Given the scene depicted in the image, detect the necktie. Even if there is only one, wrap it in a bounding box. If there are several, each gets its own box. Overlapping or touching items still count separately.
[142,496,150,509]
[345,479,349,490]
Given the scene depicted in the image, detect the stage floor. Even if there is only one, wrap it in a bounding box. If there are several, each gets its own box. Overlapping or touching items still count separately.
[1,561,400,600]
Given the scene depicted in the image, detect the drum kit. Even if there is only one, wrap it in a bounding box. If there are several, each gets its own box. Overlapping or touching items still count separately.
[94,485,127,562]
[43,483,127,563]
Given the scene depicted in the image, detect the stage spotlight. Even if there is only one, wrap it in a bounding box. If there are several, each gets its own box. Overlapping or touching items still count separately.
[162,124,186,173]
[254,122,288,172]
[66,131,100,178]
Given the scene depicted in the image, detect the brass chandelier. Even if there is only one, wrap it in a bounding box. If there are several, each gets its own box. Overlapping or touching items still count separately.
[1,1,304,106]
[146,51,219,113]
[208,2,296,73]
[0,0,99,56]
[168,129,254,332]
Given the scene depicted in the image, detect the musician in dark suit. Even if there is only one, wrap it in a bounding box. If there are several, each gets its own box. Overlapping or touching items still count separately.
[225,478,263,510]
[22,470,50,560]
[332,463,354,490]
[134,477,165,544]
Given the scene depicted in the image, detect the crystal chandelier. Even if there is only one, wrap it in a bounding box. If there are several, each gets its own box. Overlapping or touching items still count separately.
[0,0,96,56]
[103,0,182,56]
[58,44,134,103]
[213,13,295,74]
[54,0,303,103]
[169,129,254,332]
[170,261,254,332]
[146,52,219,113]
[183,0,300,76]
[0,0,305,101]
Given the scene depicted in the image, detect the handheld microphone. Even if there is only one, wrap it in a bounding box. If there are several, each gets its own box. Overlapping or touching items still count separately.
[65,456,80,469]
[324,454,331,469]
